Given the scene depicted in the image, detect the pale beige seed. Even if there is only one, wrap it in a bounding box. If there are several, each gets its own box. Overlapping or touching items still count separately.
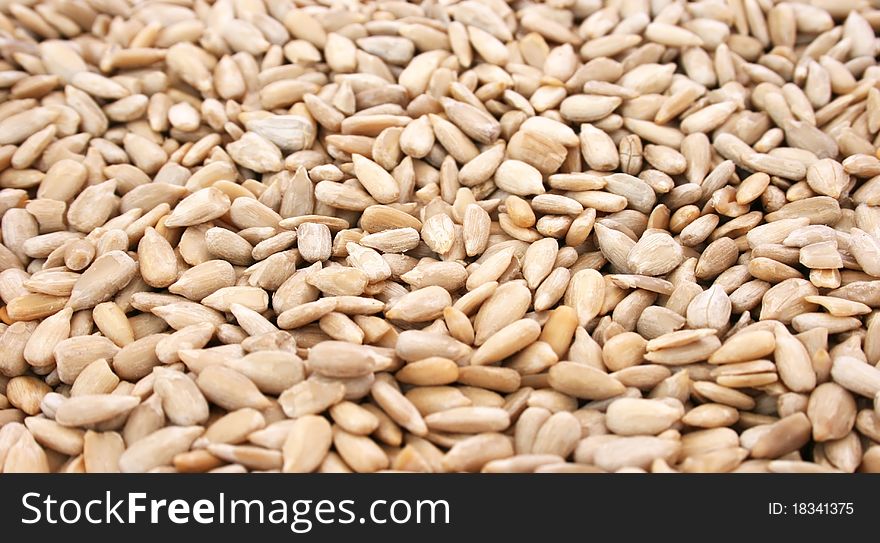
[458,365,521,394]
[535,306,575,359]
[471,319,541,366]
[775,328,817,393]
[187,408,263,450]
[164,188,231,228]
[534,268,571,312]
[692,381,756,411]
[169,260,236,301]
[548,362,625,400]
[196,366,270,411]
[605,398,684,436]
[307,267,368,296]
[519,238,557,289]
[610,275,673,296]
[425,406,509,434]
[592,436,680,472]
[792,313,860,335]
[396,356,459,386]
[54,335,120,384]
[759,279,819,323]
[0,107,58,145]
[458,143,504,187]
[201,286,269,314]
[494,160,545,196]
[92,302,134,347]
[463,204,491,257]
[2,430,49,473]
[561,94,621,123]
[151,302,225,331]
[137,227,177,288]
[223,351,305,396]
[329,401,379,436]
[371,380,428,436]
[308,341,386,378]
[228,197,282,230]
[603,332,647,372]
[296,222,332,263]
[0,423,30,468]
[386,286,452,323]
[831,356,880,399]
[116,391,162,446]
[351,153,401,204]
[277,298,337,330]
[225,131,283,173]
[398,261,465,292]
[110,334,165,381]
[527,411,579,458]
[279,379,346,419]
[153,323,214,364]
[281,415,332,473]
[531,195,583,217]
[579,123,619,171]
[38,159,86,202]
[332,426,389,473]
[681,404,740,429]
[442,432,513,473]
[481,454,565,474]
[25,416,84,456]
[686,286,731,331]
[442,96,500,144]
[67,250,138,311]
[423,387,484,414]
[514,406,552,456]
[695,238,739,280]
[805,296,871,317]
[207,442,282,471]
[645,335,722,366]
[153,368,209,426]
[359,228,420,254]
[234,418,293,452]
[709,330,776,364]
[119,426,203,473]
[627,232,683,276]
[81,431,125,473]
[848,228,880,277]
[204,228,253,266]
[564,269,604,326]
[430,113,480,163]
[6,376,52,416]
[465,247,515,291]
[594,223,635,272]
[806,158,849,198]
[750,413,812,459]
[70,358,119,397]
[54,394,140,427]
[808,383,856,442]
[421,213,456,255]
[23,306,72,368]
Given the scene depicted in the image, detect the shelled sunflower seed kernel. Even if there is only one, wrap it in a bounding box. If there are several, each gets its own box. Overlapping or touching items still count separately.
[0,0,879,474]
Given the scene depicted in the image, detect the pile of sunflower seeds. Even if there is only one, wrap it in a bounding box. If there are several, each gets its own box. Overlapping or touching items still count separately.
[0,0,880,473]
